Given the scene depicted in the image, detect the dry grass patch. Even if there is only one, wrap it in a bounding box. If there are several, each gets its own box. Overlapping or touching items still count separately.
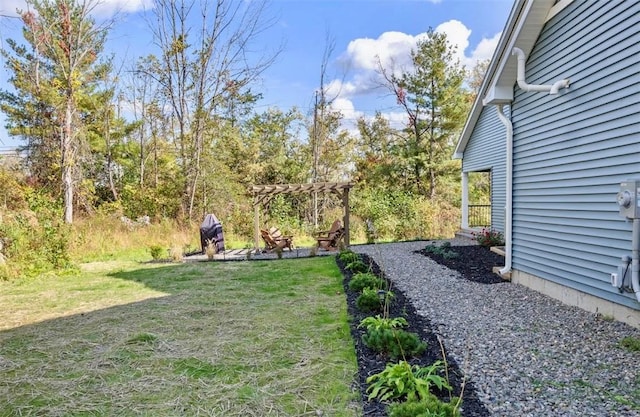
[0,258,360,416]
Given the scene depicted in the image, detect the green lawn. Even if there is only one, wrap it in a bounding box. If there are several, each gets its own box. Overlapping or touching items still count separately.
[0,257,360,416]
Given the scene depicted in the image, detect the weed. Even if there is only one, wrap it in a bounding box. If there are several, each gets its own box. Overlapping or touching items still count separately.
[620,336,640,352]
[126,333,158,344]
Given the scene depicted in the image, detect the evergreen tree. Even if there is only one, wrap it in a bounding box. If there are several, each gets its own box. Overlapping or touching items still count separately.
[0,0,113,223]
[379,29,469,198]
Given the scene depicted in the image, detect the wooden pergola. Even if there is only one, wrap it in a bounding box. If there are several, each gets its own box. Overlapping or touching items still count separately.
[249,182,355,253]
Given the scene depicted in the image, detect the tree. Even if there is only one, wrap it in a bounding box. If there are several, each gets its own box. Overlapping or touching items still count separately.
[0,0,113,223]
[354,112,399,189]
[378,29,469,198]
[147,0,279,220]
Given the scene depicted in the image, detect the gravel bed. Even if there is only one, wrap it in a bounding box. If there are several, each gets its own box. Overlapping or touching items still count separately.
[352,241,640,417]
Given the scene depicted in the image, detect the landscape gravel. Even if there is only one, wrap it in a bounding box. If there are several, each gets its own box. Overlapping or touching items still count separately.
[352,240,640,417]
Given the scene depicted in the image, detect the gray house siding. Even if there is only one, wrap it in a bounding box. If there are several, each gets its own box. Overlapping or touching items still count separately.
[462,105,508,233]
[510,0,640,309]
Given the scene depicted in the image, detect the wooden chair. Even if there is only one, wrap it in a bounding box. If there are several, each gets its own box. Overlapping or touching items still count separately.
[268,227,294,251]
[260,228,293,252]
[315,220,344,251]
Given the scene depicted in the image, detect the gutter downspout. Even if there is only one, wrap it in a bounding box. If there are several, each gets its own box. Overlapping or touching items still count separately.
[496,105,512,276]
[632,219,640,302]
[512,47,570,94]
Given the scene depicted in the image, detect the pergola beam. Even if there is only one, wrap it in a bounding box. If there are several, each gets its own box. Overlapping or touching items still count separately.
[249,182,355,253]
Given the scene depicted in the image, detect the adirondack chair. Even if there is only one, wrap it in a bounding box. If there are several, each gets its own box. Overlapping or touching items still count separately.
[260,228,293,252]
[268,227,294,251]
[315,220,344,251]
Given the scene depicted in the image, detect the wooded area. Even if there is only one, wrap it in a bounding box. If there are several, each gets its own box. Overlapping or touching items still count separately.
[0,0,488,279]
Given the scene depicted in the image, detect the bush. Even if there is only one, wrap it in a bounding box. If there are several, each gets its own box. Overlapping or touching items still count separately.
[356,288,389,313]
[388,397,461,417]
[349,272,387,292]
[362,328,426,359]
[338,250,360,264]
[473,228,504,247]
[149,245,164,260]
[346,260,369,274]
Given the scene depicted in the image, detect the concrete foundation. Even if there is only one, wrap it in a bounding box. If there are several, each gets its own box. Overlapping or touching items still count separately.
[511,269,640,329]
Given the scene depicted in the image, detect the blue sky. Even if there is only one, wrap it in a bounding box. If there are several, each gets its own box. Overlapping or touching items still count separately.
[0,0,513,148]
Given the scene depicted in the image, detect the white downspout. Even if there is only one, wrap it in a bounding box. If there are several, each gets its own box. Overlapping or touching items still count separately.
[496,105,512,276]
[632,219,640,302]
[512,47,570,94]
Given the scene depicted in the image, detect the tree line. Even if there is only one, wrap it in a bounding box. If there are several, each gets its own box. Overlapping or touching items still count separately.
[0,0,485,239]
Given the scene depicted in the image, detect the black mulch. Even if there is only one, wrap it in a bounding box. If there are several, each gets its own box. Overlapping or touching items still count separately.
[337,253,492,417]
[415,245,507,284]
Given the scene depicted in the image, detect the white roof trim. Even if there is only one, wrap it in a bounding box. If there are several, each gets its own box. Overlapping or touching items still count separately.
[453,0,556,159]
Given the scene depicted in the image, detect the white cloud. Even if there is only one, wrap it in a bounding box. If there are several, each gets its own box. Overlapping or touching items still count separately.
[331,19,502,135]
[466,31,502,67]
[434,20,471,66]
[337,20,500,101]
[94,0,153,17]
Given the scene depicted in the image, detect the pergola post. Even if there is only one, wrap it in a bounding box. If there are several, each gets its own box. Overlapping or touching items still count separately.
[254,203,260,253]
[249,182,355,249]
[342,188,350,247]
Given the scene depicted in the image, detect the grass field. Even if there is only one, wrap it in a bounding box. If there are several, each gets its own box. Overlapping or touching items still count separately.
[0,257,360,416]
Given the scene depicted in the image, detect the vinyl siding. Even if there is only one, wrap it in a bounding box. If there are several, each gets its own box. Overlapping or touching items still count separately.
[462,105,508,233]
[510,0,640,309]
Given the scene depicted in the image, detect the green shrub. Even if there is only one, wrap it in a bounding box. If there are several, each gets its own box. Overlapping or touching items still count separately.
[338,250,360,263]
[388,397,461,417]
[362,328,426,359]
[349,272,387,292]
[367,360,451,402]
[346,260,369,273]
[149,245,164,260]
[356,288,393,313]
[423,242,458,259]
